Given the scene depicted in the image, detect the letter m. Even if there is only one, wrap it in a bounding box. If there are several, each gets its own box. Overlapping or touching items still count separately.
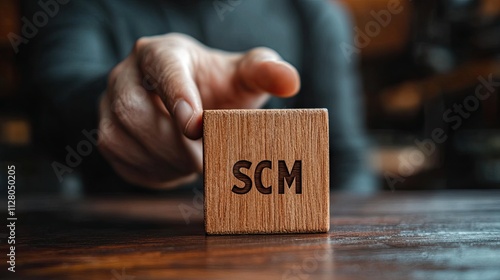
[278,160,302,194]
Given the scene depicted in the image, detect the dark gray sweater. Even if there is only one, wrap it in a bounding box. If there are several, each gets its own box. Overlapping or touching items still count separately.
[21,0,375,192]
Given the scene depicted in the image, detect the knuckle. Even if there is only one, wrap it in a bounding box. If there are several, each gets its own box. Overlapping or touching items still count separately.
[107,66,120,87]
[113,92,145,127]
[134,36,150,54]
[110,98,123,117]
[107,61,127,89]
[113,96,133,123]
[140,43,165,70]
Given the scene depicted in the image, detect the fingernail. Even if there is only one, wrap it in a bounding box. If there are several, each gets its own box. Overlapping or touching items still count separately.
[173,100,194,135]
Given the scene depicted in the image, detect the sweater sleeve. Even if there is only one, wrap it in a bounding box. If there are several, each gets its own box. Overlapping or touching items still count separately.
[20,0,117,155]
[296,0,377,192]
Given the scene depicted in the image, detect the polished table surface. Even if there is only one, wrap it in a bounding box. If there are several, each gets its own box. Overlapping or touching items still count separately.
[4,190,500,280]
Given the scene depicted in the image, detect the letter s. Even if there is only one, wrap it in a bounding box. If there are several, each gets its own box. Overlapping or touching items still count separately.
[232,160,252,194]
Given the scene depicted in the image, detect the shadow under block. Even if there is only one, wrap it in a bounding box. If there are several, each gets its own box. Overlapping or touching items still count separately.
[203,109,330,234]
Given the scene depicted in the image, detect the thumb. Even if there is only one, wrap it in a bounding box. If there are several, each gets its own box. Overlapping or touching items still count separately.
[237,47,300,97]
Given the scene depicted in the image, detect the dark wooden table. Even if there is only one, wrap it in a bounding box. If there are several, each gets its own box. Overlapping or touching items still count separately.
[3,191,500,279]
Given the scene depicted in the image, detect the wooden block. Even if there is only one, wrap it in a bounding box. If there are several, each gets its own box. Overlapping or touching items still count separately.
[203,109,330,234]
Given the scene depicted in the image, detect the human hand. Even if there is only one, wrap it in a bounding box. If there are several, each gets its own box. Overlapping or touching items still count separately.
[98,33,300,189]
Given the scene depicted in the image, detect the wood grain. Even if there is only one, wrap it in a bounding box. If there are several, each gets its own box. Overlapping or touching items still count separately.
[6,191,500,280]
[203,109,330,234]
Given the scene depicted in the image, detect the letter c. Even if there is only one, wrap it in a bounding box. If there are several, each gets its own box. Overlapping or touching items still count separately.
[255,160,272,194]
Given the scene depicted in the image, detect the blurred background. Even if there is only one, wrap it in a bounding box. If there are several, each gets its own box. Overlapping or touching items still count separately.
[1,0,500,196]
